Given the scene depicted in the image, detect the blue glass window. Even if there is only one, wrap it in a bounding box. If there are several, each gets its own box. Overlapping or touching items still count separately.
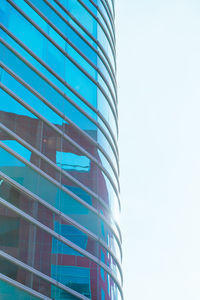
[51,265,91,298]
[56,152,90,172]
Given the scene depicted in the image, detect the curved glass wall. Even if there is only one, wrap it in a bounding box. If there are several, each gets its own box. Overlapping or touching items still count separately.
[0,0,122,299]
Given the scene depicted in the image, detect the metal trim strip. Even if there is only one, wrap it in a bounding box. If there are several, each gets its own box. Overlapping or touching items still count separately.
[53,0,116,76]
[0,83,120,204]
[0,141,122,247]
[89,0,116,43]
[44,0,117,89]
[0,30,119,156]
[0,171,122,266]
[24,0,117,108]
[0,250,90,300]
[0,119,120,209]
[0,273,51,300]
[77,0,116,57]
[7,0,118,124]
[0,198,123,290]
[1,62,119,182]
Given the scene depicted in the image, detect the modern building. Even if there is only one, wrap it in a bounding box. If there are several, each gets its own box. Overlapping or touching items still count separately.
[0,0,122,299]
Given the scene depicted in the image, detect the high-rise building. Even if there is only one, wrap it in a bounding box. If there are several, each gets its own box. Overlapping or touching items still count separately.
[0,0,122,299]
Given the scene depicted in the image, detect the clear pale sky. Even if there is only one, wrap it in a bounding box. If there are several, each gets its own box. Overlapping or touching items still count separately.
[116,0,200,299]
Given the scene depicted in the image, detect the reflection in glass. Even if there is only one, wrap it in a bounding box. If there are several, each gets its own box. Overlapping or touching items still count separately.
[0,0,122,298]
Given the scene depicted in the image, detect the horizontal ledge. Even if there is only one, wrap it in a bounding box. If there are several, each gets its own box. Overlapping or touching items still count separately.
[0,170,123,266]
[0,273,52,300]
[0,142,122,248]
[0,31,119,158]
[0,84,121,210]
[0,250,90,300]
[0,197,123,290]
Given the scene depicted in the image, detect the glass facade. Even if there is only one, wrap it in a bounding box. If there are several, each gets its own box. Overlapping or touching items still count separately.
[0,0,122,299]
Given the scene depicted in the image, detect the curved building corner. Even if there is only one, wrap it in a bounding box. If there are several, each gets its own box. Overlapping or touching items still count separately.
[0,0,122,299]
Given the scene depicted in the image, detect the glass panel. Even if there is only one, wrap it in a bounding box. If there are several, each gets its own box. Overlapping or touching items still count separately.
[2,70,119,206]
[26,0,97,66]
[0,0,121,298]
[60,0,97,38]
[0,147,121,258]
[97,0,115,38]
[0,80,119,213]
[0,279,40,300]
[0,216,20,247]
[58,0,115,71]
[0,64,118,182]
[5,0,117,126]
[0,33,118,155]
[0,202,122,286]
[0,257,79,299]
[51,265,91,297]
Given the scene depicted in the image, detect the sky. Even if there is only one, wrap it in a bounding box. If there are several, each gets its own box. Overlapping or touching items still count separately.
[116,0,200,299]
